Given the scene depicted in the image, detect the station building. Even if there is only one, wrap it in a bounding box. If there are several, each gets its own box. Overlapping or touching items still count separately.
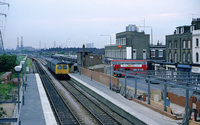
[105,25,150,60]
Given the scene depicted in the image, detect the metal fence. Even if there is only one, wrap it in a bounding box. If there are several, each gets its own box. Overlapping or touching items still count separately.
[114,69,200,125]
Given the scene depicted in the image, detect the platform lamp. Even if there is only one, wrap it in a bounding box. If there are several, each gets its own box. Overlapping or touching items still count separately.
[14,65,22,114]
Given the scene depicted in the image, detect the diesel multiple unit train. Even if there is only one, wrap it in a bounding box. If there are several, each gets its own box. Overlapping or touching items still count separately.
[45,58,70,79]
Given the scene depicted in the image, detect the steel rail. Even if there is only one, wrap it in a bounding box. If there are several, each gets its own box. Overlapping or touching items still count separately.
[60,80,122,125]
[34,59,81,125]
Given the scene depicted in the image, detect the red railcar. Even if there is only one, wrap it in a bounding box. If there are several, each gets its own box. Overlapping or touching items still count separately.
[112,60,147,77]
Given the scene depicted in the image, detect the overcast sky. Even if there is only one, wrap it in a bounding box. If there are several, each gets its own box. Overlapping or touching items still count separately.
[1,0,200,49]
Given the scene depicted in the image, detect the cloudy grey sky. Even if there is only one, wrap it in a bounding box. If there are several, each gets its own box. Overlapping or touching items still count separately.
[1,0,200,49]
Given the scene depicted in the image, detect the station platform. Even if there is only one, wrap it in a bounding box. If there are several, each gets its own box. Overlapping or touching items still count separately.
[18,71,182,125]
[69,72,183,125]
[20,74,57,125]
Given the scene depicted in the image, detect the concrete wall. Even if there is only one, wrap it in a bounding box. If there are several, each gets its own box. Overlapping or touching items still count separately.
[81,67,119,86]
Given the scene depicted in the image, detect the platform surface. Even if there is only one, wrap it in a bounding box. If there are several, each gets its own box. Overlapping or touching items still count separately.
[20,74,57,125]
[69,72,182,125]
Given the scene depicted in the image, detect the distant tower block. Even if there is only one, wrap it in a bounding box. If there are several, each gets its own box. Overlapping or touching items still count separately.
[21,36,23,48]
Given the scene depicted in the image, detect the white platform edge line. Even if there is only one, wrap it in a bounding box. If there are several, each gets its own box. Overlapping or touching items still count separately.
[69,74,160,125]
[35,73,57,125]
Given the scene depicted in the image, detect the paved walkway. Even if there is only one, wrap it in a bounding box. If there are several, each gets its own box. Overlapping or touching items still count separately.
[20,74,56,125]
[70,72,183,125]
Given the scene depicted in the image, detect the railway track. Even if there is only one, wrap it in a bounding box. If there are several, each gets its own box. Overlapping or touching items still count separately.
[60,80,122,125]
[34,60,81,125]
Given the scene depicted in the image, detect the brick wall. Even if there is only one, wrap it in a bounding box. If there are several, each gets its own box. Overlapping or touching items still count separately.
[167,92,193,109]
[81,67,119,86]
[196,101,200,116]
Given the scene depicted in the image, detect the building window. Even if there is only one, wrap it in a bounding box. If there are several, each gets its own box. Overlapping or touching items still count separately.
[159,50,163,57]
[169,52,172,62]
[188,40,191,48]
[133,49,136,59]
[169,41,172,49]
[123,38,126,45]
[183,53,186,63]
[143,49,146,59]
[196,53,199,62]
[181,27,184,34]
[176,28,179,34]
[188,53,191,63]
[151,50,155,57]
[190,25,194,32]
[174,41,177,49]
[175,53,178,63]
[116,39,119,45]
[196,38,199,47]
[183,41,186,49]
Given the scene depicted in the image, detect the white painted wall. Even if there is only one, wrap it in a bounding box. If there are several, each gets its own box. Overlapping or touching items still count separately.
[192,30,200,64]
[126,47,132,59]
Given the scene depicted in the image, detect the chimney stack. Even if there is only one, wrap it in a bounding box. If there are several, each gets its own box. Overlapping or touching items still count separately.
[16,37,19,50]
[21,36,23,48]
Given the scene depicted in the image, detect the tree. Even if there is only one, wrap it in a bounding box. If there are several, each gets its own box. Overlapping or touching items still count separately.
[0,55,17,72]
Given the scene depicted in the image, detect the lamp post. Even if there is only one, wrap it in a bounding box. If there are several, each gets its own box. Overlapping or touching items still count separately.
[20,61,25,106]
[137,26,153,45]
[100,34,112,89]
[89,56,94,81]
[14,66,22,114]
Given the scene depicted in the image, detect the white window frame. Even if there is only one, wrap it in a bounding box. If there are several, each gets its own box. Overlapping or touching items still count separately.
[159,50,163,57]
[188,53,191,63]
[151,50,155,57]
[181,27,184,34]
[183,41,186,49]
[183,53,186,63]
[143,49,146,59]
[133,49,137,59]
[188,40,191,48]
[169,53,172,62]
[174,41,177,49]
[175,53,178,63]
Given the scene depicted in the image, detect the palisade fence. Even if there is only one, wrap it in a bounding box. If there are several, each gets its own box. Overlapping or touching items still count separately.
[80,67,119,86]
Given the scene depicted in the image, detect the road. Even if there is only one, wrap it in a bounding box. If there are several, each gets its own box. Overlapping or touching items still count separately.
[119,77,165,93]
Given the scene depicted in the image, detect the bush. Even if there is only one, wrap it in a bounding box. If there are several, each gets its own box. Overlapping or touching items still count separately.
[0,83,16,100]
[0,54,17,72]
[0,107,7,117]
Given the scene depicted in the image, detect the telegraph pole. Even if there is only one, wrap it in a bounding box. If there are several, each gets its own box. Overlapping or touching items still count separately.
[0,1,9,54]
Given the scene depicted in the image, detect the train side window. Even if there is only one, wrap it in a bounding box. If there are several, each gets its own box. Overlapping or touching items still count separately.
[57,66,62,70]
[63,66,68,69]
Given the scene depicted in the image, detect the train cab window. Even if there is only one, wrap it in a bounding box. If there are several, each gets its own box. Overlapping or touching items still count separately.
[57,66,62,70]
[63,66,68,69]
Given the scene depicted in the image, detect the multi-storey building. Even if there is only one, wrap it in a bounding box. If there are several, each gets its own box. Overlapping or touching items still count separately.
[192,30,200,64]
[166,26,192,64]
[150,42,166,62]
[192,29,200,73]
[105,25,150,60]
[165,18,200,72]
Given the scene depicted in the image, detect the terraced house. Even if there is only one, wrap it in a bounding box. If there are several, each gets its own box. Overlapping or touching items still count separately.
[165,18,200,72]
